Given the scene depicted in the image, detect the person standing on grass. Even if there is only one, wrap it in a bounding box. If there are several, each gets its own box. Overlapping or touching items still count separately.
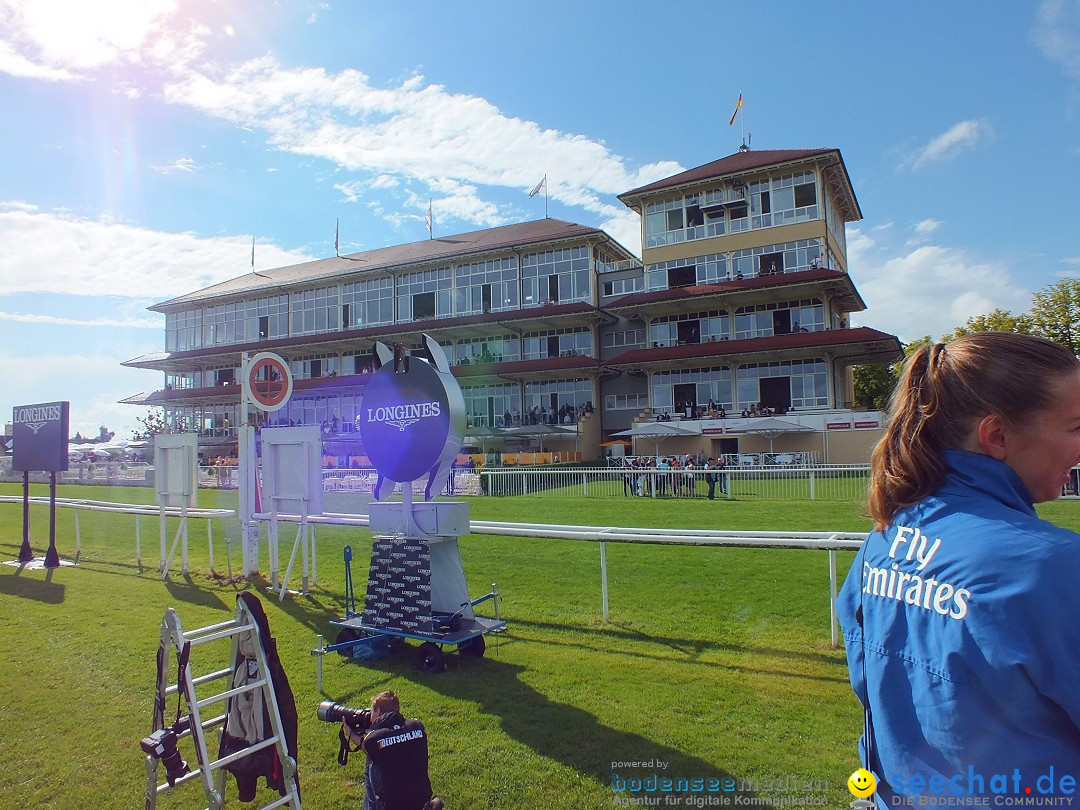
[836,333,1080,806]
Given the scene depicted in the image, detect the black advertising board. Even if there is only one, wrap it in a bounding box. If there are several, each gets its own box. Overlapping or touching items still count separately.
[363,536,434,635]
[12,401,69,472]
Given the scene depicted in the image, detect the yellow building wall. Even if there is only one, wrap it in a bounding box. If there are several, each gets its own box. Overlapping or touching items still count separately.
[642,221,830,266]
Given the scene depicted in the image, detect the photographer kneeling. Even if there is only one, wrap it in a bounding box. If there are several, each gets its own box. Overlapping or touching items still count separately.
[340,690,442,810]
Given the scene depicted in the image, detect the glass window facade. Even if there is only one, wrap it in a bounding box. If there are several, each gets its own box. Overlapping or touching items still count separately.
[290,286,339,336]
[523,378,592,415]
[733,299,824,340]
[396,267,452,322]
[521,246,591,306]
[342,276,394,328]
[648,310,729,347]
[736,359,828,410]
[644,170,818,248]
[521,327,592,360]
[462,382,519,427]
[166,309,203,351]
[650,366,733,412]
[454,257,518,315]
[455,334,520,365]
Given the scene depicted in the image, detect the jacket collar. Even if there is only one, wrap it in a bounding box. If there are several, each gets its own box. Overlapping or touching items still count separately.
[939,449,1036,516]
[372,710,407,731]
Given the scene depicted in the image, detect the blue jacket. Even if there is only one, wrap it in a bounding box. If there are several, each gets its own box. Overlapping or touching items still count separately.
[837,450,1080,805]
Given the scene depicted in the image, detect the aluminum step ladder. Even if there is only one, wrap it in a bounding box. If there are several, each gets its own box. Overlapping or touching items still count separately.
[144,598,301,810]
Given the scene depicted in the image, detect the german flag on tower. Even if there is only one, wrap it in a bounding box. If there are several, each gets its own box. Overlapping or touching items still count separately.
[728,93,743,126]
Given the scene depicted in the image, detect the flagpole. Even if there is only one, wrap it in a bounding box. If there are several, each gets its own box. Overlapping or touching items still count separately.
[335,218,340,257]
[741,93,745,147]
[545,175,549,219]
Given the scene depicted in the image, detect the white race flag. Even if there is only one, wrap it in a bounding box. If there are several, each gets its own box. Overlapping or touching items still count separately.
[425,199,433,235]
[529,175,547,198]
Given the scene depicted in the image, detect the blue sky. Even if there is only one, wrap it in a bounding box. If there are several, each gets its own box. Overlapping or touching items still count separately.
[1,1,1078,438]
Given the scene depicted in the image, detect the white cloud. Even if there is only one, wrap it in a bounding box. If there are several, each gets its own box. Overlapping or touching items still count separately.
[160,58,680,230]
[151,157,198,173]
[848,227,1032,343]
[907,120,994,170]
[0,38,79,80]
[0,204,313,299]
[0,310,160,328]
[1031,0,1080,80]
[907,218,944,246]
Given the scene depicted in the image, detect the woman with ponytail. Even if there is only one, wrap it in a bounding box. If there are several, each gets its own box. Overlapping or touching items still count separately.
[837,332,1080,806]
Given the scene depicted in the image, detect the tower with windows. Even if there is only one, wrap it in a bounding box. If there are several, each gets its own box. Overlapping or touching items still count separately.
[599,147,900,446]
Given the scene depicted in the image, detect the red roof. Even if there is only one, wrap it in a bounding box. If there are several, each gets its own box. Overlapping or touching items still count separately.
[618,147,861,221]
[621,149,836,197]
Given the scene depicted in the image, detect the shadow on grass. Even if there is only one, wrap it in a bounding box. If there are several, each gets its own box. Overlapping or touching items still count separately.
[0,567,66,603]
[503,617,849,685]
[424,656,777,809]
[164,574,230,610]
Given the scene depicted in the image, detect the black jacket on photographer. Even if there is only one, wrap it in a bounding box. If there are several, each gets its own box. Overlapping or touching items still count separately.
[362,710,432,810]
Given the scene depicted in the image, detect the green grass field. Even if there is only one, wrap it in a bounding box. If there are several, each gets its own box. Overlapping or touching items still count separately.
[1,482,1076,809]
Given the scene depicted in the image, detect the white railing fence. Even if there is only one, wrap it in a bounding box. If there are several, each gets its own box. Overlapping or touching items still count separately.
[479,465,874,501]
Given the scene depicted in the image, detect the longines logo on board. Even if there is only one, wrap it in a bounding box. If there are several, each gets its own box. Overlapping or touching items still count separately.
[365,401,442,431]
[14,404,63,434]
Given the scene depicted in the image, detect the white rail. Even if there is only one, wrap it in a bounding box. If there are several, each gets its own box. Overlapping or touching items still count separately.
[254,509,866,647]
[0,495,236,569]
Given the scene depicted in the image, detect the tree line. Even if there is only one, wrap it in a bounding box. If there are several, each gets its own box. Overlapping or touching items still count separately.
[854,278,1079,410]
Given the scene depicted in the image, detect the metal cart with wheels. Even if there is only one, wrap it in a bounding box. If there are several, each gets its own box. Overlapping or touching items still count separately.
[312,544,505,684]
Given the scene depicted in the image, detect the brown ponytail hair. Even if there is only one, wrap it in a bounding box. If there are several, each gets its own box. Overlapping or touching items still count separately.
[868,332,1079,529]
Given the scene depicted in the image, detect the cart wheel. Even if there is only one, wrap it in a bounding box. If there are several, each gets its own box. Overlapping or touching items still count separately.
[416,642,446,673]
[458,635,486,658]
[334,628,361,658]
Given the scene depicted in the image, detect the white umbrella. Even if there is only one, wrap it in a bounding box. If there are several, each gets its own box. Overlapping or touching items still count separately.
[614,422,698,456]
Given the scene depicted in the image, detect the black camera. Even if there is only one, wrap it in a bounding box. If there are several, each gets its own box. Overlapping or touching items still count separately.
[319,701,373,766]
[140,719,191,786]
[317,700,371,734]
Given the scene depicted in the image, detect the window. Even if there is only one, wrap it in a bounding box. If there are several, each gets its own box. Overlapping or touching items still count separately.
[603,328,646,349]
[605,392,650,410]
[651,366,733,411]
[602,276,644,297]
[342,276,394,327]
[521,246,591,307]
[290,286,340,336]
[522,327,591,360]
[794,182,816,208]
[413,292,435,320]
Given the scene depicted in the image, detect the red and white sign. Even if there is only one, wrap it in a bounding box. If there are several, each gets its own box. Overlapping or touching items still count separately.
[826,422,851,431]
[854,420,880,429]
[245,352,293,412]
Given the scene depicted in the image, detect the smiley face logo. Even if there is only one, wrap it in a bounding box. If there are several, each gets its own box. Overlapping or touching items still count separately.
[848,768,877,798]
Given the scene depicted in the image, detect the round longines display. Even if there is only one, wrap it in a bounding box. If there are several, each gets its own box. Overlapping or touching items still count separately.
[246,352,293,412]
[359,357,455,484]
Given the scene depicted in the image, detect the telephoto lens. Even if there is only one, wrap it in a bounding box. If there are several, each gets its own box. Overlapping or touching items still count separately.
[317,700,372,733]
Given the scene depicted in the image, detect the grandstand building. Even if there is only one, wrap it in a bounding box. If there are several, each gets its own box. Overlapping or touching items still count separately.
[122,146,901,464]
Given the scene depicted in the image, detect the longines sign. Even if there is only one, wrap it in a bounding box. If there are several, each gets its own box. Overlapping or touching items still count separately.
[12,401,69,472]
[366,402,442,431]
[357,336,466,496]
